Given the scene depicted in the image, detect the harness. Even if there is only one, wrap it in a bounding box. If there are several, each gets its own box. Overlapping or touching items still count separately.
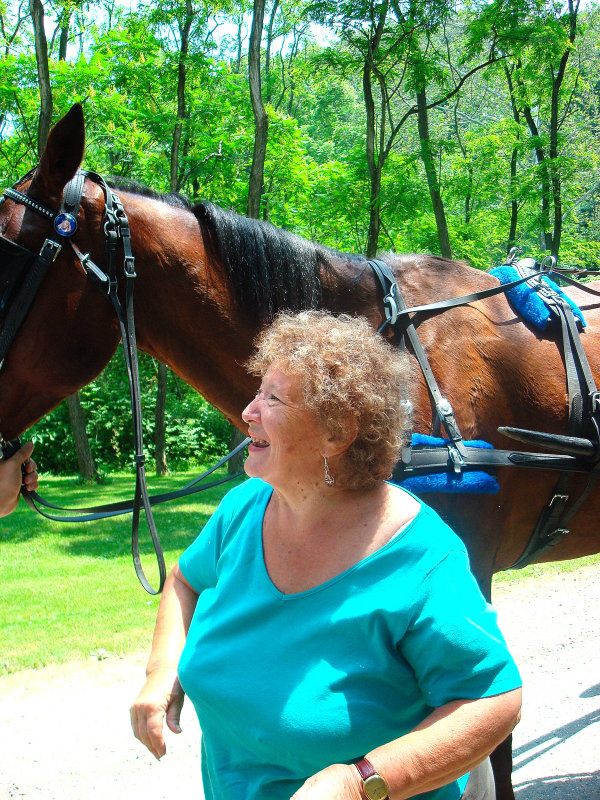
[1,165,599,586]
[368,257,600,569]
[0,168,249,594]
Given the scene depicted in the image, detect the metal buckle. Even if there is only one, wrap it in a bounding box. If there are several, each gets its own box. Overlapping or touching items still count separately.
[549,493,569,508]
[448,444,464,474]
[437,399,453,417]
[384,292,398,325]
[124,255,136,278]
[547,527,570,540]
[591,391,600,414]
[40,239,62,262]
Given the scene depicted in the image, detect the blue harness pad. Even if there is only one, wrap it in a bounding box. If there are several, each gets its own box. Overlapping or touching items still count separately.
[396,434,500,495]
[490,266,586,331]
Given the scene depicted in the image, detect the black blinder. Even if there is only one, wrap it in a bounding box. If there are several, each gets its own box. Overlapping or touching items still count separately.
[0,236,36,323]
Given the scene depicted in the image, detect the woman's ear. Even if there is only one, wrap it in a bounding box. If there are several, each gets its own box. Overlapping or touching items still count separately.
[322,415,358,458]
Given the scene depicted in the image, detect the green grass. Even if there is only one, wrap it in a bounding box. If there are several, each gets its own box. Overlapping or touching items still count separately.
[1,469,598,675]
[493,551,600,587]
[0,469,245,675]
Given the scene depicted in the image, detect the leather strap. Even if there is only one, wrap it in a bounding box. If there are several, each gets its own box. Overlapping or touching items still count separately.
[354,758,390,800]
[0,238,62,364]
[355,758,378,782]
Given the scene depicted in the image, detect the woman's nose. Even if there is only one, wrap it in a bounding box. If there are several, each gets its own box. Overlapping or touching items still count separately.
[242,396,260,423]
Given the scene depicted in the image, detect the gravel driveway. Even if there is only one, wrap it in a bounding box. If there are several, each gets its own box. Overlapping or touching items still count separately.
[1,564,598,800]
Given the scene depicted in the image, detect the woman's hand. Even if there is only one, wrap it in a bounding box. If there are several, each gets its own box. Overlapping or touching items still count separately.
[130,667,185,760]
[291,763,363,800]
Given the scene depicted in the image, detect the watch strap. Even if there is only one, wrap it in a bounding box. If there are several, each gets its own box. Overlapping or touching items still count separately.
[354,757,390,800]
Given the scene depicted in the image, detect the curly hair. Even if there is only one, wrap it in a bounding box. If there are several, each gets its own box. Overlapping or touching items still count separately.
[246,310,412,489]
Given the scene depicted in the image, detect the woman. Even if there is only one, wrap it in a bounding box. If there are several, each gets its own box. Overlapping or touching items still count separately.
[131,310,521,800]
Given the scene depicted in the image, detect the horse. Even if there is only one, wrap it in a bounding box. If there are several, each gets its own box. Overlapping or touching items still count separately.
[1,104,599,800]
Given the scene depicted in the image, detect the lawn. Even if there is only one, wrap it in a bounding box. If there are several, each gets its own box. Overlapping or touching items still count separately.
[0,469,244,675]
[1,470,598,675]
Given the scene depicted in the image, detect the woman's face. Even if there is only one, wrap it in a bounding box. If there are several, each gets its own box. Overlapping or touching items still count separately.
[241,365,329,490]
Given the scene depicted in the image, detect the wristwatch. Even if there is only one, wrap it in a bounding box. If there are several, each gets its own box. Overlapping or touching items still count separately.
[354,757,390,800]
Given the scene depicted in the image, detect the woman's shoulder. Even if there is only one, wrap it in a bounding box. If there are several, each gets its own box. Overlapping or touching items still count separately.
[225,477,272,502]
[385,482,468,559]
[216,477,273,520]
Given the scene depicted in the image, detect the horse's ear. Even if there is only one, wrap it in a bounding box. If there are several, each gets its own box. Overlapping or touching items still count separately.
[28,104,85,204]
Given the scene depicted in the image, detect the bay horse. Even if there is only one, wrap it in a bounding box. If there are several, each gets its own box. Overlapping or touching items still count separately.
[1,104,599,799]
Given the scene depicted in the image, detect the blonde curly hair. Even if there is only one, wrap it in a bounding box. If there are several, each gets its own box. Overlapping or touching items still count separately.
[246,310,412,489]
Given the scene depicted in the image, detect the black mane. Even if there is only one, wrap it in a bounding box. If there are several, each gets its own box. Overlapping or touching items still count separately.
[107,177,190,209]
[108,178,360,324]
[193,202,347,324]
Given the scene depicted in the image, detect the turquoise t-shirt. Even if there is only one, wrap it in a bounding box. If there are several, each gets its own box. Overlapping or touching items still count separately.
[178,478,520,800]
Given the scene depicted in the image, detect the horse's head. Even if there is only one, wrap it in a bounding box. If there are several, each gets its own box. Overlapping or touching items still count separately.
[0,105,120,439]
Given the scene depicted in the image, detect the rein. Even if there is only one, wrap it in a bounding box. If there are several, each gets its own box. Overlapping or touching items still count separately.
[0,167,249,594]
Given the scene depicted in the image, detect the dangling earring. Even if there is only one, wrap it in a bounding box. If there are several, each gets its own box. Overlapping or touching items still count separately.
[323,455,335,487]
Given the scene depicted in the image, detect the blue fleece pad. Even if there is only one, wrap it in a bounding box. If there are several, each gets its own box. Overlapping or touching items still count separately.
[395,434,500,495]
[490,266,585,332]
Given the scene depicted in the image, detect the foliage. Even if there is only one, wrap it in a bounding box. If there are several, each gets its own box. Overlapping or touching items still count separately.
[26,348,233,474]
[4,0,600,473]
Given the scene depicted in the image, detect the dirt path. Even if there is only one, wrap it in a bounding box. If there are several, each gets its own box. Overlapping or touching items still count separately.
[1,565,598,800]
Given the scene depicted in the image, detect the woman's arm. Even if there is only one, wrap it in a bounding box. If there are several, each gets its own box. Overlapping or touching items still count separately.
[130,564,199,760]
[291,687,522,799]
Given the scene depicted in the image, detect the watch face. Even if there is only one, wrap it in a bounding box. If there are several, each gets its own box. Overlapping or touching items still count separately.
[363,773,389,800]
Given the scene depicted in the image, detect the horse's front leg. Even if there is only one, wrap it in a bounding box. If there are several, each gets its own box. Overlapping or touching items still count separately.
[472,569,517,800]
[490,736,516,800]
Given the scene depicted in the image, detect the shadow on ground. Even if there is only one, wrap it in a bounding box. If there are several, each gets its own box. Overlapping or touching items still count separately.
[515,773,600,800]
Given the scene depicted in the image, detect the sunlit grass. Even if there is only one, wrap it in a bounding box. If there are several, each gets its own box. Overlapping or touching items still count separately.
[0,469,244,675]
[493,552,600,588]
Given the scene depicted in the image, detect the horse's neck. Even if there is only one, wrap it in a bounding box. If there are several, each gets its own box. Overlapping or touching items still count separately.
[128,200,258,426]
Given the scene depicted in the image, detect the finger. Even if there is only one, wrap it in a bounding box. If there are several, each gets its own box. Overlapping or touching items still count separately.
[16,442,34,464]
[22,467,39,491]
[130,704,166,760]
[165,691,185,734]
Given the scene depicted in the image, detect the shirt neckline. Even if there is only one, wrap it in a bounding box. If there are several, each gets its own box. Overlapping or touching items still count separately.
[253,480,423,600]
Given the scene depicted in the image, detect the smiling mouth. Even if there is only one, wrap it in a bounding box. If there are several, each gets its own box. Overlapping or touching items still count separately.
[251,437,269,448]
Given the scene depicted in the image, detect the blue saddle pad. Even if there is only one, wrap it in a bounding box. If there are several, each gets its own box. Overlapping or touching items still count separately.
[395,434,500,495]
[490,265,585,332]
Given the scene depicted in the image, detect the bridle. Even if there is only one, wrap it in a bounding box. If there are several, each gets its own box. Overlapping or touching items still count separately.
[0,166,249,593]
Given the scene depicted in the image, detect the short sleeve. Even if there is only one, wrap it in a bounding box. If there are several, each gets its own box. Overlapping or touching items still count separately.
[399,549,521,707]
[179,493,236,593]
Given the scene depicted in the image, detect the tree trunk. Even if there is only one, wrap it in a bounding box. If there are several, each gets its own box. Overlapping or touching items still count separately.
[154,362,168,476]
[416,86,452,259]
[264,0,279,103]
[234,14,244,74]
[503,65,521,252]
[228,426,248,475]
[29,0,52,155]
[231,0,268,471]
[363,58,382,258]
[30,0,98,481]
[66,393,97,481]
[58,9,70,61]
[508,145,519,252]
[170,2,192,193]
[247,0,268,219]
